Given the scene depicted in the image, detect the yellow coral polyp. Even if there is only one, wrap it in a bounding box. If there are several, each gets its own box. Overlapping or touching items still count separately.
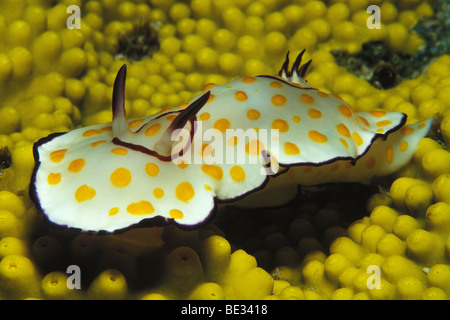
[41,271,80,300]
[427,264,450,296]
[330,236,366,265]
[227,267,274,300]
[0,237,29,258]
[381,255,427,285]
[7,20,31,47]
[390,177,430,211]
[87,269,128,300]
[369,206,399,233]
[0,210,25,238]
[406,229,445,265]
[188,282,225,300]
[422,149,450,179]
[377,234,406,257]
[432,174,450,204]
[0,107,21,135]
[0,255,40,299]
[425,202,450,236]
[0,53,13,82]
[9,47,33,80]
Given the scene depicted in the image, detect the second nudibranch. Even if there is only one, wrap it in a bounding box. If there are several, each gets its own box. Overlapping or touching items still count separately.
[29,51,432,233]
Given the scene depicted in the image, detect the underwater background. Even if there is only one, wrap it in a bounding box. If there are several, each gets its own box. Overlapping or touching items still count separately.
[0,0,450,300]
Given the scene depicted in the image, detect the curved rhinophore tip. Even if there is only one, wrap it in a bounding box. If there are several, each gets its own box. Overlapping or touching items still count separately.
[112,64,128,139]
[278,50,312,86]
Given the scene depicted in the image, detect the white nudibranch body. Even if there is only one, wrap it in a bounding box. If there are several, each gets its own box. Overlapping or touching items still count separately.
[30,51,432,233]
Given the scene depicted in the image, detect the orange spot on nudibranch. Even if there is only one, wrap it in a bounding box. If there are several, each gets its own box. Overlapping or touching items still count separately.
[177,160,189,169]
[227,136,238,146]
[203,83,215,91]
[376,120,393,127]
[230,165,245,182]
[110,167,132,187]
[166,115,177,121]
[309,130,328,143]
[100,126,112,133]
[109,207,119,216]
[304,166,313,173]
[128,119,144,129]
[75,185,96,202]
[351,132,364,146]
[145,163,159,177]
[47,173,61,185]
[207,94,215,104]
[272,119,289,132]
[91,140,106,147]
[214,118,231,132]
[366,157,376,169]
[82,129,101,137]
[175,182,195,202]
[199,112,211,121]
[358,116,370,126]
[336,124,351,137]
[308,108,322,119]
[300,93,314,104]
[201,144,214,157]
[385,145,394,163]
[68,159,86,173]
[235,91,248,101]
[317,91,328,97]
[338,104,353,117]
[369,110,387,118]
[339,138,349,149]
[177,102,189,109]
[246,139,265,155]
[153,188,164,198]
[49,149,67,163]
[111,148,128,155]
[399,141,408,152]
[284,142,300,155]
[330,162,340,171]
[145,123,161,136]
[271,94,287,107]
[270,81,283,88]
[127,201,154,215]
[169,209,184,219]
[247,109,260,120]
[242,77,256,83]
[202,164,223,180]
[401,127,414,136]
[292,115,301,123]
[287,169,295,178]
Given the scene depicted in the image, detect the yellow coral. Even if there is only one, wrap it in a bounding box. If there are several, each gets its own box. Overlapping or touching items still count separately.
[88,269,128,300]
[0,255,40,299]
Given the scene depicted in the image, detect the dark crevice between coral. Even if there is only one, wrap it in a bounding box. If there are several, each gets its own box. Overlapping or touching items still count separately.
[213,183,380,273]
[0,146,11,171]
[115,19,160,61]
[0,146,12,180]
[332,0,450,89]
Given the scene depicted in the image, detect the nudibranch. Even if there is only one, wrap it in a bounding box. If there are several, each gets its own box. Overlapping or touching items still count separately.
[30,51,432,233]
